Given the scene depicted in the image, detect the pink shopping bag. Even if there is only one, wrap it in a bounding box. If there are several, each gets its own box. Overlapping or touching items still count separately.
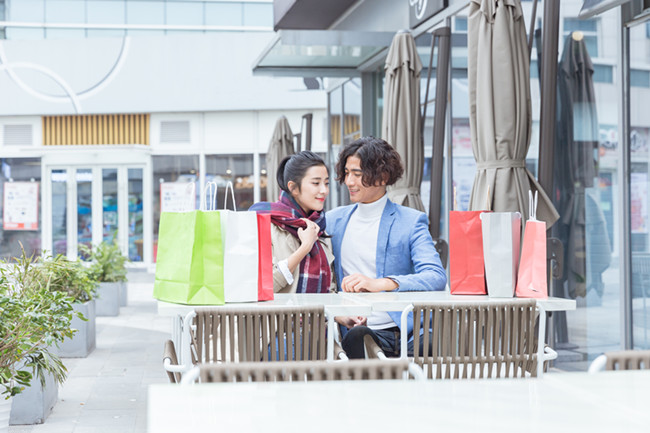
[516,191,548,298]
[449,211,487,295]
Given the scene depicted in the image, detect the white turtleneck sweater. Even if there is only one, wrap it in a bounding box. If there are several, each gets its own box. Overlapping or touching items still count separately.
[340,193,394,329]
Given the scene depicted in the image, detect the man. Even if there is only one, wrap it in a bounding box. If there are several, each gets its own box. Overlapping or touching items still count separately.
[327,136,447,359]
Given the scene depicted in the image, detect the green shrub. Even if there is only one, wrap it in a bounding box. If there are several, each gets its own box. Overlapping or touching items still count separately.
[0,251,79,398]
[81,239,128,283]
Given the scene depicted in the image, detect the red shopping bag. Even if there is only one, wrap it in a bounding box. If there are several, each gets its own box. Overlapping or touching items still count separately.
[449,211,487,295]
[516,191,548,298]
[257,213,274,301]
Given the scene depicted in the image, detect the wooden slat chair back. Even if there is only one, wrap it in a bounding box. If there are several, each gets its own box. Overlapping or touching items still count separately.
[196,359,416,383]
[604,350,650,371]
[190,305,327,364]
[410,299,538,379]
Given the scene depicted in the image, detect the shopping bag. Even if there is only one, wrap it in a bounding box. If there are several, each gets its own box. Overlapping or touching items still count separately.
[449,211,487,295]
[153,209,225,304]
[516,191,548,298]
[480,212,521,297]
[257,213,274,301]
[221,182,259,303]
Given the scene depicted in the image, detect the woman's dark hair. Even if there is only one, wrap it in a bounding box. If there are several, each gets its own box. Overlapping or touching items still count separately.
[335,136,403,186]
[277,150,328,193]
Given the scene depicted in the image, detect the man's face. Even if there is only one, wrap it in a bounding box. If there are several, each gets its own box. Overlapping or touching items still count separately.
[343,155,387,204]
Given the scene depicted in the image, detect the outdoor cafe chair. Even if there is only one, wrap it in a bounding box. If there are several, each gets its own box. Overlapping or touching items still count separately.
[588,350,650,373]
[162,339,183,383]
[371,299,556,379]
[163,305,346,379]
[180,358,424,384]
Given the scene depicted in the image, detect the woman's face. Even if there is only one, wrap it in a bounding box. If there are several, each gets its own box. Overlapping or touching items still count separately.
[289,165,329,213]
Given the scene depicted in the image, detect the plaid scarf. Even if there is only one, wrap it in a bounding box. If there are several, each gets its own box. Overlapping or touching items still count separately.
[249,191,331,293]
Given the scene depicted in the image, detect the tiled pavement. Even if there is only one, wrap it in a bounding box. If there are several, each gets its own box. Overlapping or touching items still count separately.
[9,271,169,433]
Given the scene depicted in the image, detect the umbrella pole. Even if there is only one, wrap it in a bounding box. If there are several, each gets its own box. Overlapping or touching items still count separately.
[428,27,451,239]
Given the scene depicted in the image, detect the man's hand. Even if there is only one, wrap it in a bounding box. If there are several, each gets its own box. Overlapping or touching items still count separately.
[340,273,398,293]
[334,316,367,329]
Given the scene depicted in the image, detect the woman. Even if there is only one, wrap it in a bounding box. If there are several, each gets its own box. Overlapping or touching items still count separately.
[250,151,335,293]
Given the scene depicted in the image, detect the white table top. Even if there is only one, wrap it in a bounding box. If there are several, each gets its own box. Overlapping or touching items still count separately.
[339,291,576,312]
[148,370,650,433]
[157,292,372,317]
[158,291,575,317]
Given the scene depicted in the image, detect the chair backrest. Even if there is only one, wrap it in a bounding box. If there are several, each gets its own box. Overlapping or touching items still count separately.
[189,359,418,383]
[190,305,327,364]
[162,339,181,384]
[411,299,538,379]
[604,350,650,371]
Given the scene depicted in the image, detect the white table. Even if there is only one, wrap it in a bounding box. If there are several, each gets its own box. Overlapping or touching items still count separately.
[148,370,650,433]
[158,292,576,364]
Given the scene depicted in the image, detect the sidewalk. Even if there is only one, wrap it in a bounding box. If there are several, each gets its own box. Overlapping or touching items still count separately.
[10,272,169,433]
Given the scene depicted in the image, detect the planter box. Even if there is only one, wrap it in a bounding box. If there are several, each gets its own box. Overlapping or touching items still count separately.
[0,396,11,433]
[54,300,96,358]
[9,371,57,425]
[119,281,128,307]
[95,282,120,316]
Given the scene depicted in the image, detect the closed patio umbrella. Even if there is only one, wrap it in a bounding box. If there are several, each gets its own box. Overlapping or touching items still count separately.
[383,30,425,212]
[266,116,294,202]
[468,0,558,224]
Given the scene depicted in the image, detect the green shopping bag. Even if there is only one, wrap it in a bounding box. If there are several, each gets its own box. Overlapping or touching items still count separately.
[153,210,225,305]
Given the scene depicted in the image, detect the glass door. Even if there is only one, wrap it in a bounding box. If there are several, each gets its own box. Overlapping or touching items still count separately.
[44,164,148,263]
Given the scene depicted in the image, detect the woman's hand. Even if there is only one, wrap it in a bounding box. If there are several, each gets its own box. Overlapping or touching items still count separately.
[297,218,320,250]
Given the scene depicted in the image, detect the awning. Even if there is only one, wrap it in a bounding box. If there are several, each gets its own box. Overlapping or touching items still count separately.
[578,0,632,19]
[252,30,397,77]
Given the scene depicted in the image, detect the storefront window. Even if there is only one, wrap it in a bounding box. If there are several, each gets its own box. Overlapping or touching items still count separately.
[629,20,650,350]
[153,155,199,260]
[205,154,254,211]
[128,168,144,262]
[0,158,42,259]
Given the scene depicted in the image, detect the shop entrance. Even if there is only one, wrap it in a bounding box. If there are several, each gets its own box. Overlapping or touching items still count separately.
[42,151,152,264]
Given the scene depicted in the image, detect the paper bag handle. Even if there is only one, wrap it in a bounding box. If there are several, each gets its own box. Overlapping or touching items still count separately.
[528,190,538,221]
[201,181,218,211]
[223,181,237,210]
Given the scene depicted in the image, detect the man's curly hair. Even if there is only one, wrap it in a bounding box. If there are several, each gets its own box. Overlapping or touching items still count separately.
[335,136,404,187]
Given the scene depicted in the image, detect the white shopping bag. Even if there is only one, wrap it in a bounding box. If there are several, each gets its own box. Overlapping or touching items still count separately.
[220,182,259,303]
[480,212,522,297]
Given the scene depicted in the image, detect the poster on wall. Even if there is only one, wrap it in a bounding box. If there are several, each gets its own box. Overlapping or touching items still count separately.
[3,182,39,231]
[160,182,196,212]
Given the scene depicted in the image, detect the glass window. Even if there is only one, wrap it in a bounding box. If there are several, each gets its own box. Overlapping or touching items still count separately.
[593,64,613,83]
[259,153,268,203]
[630,22,650,350]
[564,18,598,32]
[102,168,118,244]
[166,1,203,26]
[45,0,85,39]
[205,154,254,211]
[153,155,199,260]
[76,168,92,257]
[243,2,272,27]
[126,0,165,37]
[551,5,621,369]
[205,2,242,26]
[51,169,66,256]
[343,79,362,145]
[0,158,42,260]
[128,168,143,262]
[631,69,650,88]
[454,16,467,32]
[6,0,45,39]
[87,0,126,38]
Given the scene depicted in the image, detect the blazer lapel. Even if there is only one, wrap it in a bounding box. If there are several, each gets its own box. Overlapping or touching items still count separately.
[332,204,357,288]
[376,200,397,277]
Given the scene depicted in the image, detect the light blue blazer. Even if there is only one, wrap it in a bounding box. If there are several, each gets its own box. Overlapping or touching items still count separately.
[326,199,447,340]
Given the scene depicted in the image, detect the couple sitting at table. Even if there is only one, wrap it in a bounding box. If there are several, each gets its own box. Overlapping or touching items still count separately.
[250,136,447,359]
